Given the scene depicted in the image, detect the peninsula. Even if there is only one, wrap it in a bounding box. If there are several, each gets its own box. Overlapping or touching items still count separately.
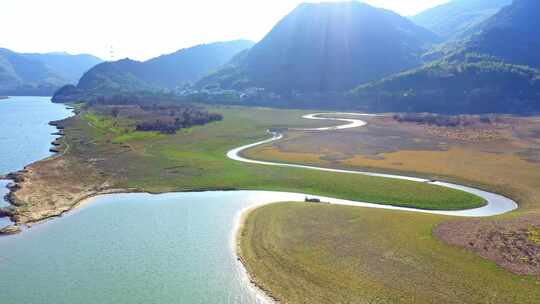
[2,101,484,230]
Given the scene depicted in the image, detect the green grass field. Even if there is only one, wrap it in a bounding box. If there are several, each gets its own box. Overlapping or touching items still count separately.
[65,106,485,210]
[59,105,533,303]
[239,203,540,304]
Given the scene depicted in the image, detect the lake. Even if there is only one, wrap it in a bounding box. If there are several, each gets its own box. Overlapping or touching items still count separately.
[0,96,518,303]
[0,97,273,303]
[0,96,72,175]
[0,191,290,303]
[0,96,72,228]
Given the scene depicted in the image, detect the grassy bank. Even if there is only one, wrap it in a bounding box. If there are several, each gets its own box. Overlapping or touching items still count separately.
[239,203,540,304]
[61,106,484,211]
[243,115,540,212]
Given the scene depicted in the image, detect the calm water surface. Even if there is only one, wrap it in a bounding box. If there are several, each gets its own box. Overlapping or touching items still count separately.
[0,191,278,304]
[0,96,72,228]
[0,97,272,303]
[0,96,72,175]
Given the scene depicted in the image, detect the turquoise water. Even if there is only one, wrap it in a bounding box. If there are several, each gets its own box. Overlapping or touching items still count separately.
[0,191,273,304]
[0,96,272,303]
[0,96,517,303]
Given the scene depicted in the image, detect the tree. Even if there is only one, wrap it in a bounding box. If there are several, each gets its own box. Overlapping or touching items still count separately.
[111,107,120,118]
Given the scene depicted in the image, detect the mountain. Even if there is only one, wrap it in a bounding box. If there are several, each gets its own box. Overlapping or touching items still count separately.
[411,0,512,40]
[197,1,440,95]
[23,52,102,83]
[463,0,540,68]
[350,59,540,114]
[73,40,254,94]
[0,48,102,96]
[351,0,540,114]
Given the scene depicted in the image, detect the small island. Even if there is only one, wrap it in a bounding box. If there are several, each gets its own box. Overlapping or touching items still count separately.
[0,96,9,100]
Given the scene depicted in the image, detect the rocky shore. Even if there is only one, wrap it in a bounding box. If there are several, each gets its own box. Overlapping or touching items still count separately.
[0,224,21,235]
[0,119,109,235]
[0,158,119,235]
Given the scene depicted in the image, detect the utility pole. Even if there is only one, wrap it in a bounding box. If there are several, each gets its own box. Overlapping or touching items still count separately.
[110,45,115,61]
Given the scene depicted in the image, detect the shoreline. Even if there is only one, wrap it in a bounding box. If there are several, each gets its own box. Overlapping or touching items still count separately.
[0,109,525,301]
[232,203,279,304]
[2,111,519,234]
[0,105,78,233]
[0,114,69,232]
[0,106,533,301]
[0,119,71,229]
[1,178,247,234]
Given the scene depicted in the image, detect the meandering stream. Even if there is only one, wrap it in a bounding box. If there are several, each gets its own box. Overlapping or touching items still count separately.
[227,113,518,217]
[0,106,518,304]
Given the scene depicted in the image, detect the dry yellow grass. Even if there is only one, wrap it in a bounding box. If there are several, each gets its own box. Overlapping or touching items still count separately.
[343,147,540,210]
[245,116,540,212]
[239,115,540,303]
[247,145,540,211]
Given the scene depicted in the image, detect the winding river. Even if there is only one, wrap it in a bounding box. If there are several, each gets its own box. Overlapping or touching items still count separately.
[227,113,518,217]
[0,107,518,304]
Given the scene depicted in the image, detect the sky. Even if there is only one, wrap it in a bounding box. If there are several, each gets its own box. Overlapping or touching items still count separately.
[0,0,449,61]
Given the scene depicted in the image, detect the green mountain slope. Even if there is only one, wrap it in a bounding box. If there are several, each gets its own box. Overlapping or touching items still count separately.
[464,0,540,68]
[198,1,440,94]
[351,0,540,114]
[411,0,512,39]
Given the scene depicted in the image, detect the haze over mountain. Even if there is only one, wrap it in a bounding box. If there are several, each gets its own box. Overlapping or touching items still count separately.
[50,0,540,115]
[198,1,440,94]
[352,0,540,114]
[0,48,102,96]
[465,0,540,68]
[74,40,254,93]
[411,0,512,40]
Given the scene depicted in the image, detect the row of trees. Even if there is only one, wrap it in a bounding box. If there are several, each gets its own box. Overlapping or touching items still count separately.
[135,110,223,134]
[393,113,499,127]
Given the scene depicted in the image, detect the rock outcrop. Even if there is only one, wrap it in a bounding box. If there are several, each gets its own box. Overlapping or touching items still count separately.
[0,225,21,235]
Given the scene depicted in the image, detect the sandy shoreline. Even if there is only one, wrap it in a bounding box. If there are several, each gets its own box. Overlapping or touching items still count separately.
[232,203,279,304]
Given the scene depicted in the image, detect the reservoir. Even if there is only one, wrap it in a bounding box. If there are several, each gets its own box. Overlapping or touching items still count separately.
[0,96,72,175]
[0,191,293,304]
[0,96,72,228]
[0,97,518,303]
[0,97,267,302]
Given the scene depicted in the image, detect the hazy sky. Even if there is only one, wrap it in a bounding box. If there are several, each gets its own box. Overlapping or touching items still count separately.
[1,0,448,61]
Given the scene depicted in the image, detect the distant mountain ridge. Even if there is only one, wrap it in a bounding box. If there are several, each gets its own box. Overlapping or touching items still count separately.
[351,0,540,114]
[197,1,440,94]
[49,0,540,115]
[23,52,103,83]
[0,48,102,96]
[75,40,255,93]
[464,0,540,68]
[411,0,512,39]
